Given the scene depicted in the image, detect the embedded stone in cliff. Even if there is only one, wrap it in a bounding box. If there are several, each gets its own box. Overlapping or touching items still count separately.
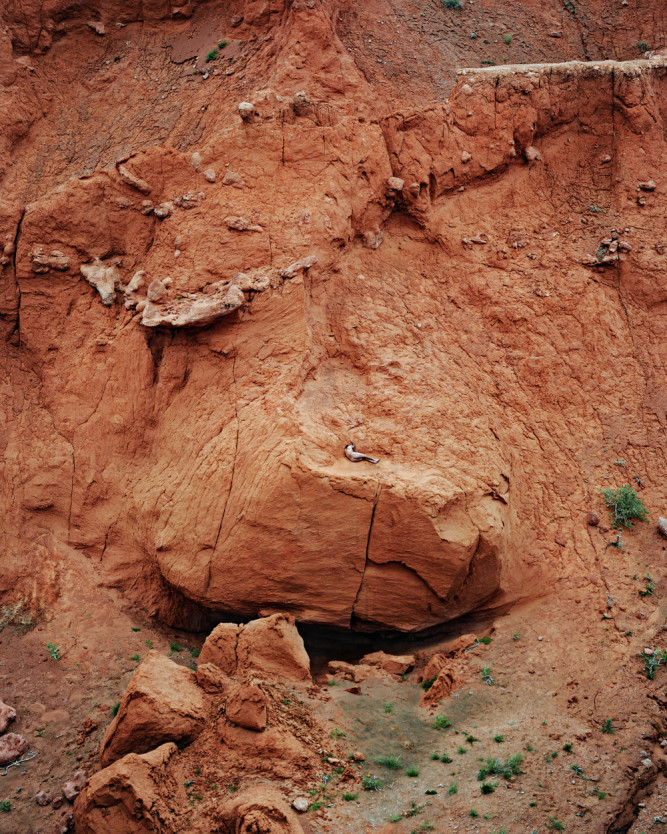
[658,517,667,538]
[238,101,256,122]
[31,247,70,273]
[99,651,206,767]
[173,192,204,209]
[279,255,318,278]
[226,683,268,731]
[292,91,313,117]
[362,230,383,249]
[232,272,270,292]
[222,171,245,187]
[524,145,542,162]
[80,259,120,306]
[153,202,173,219]
[73,743,177,834]
[225,215,263,232]
[86,20,105,36]
[638,180,656,191]
[117,164,151,195]
[146,279,168,303]
[141,281,244,328]
[387,176,405,191]
[0,732,28,766]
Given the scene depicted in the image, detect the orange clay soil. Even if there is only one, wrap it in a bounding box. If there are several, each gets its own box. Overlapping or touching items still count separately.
[0,0,666,831]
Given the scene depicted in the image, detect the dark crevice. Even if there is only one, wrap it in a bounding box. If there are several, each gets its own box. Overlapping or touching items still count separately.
[8,208,25,344]
[350,490,380,624]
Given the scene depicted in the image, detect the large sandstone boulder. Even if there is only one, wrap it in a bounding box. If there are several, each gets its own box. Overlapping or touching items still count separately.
[74,743,177,834]
[200,614,311,683]
[99,651,206,766]
[226,683,268,731]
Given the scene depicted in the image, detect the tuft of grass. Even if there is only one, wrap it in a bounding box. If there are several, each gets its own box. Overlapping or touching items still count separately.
[330,728,346,739]
[478,754,523,781]
[563,743,573,752]
[546,817,565,831]
[601,718,615,734]
[637,40,649,53]
[362,775,382,791]
[448,782,458,795]
[594,788,607,799]
[169,641,183,653]
[478,635,492,645]
[641,649,667,680]
[145,639,153,649]
[406,766,420,777]
[376,755,402,770]
[342,792,358,801]
[112,701,120,717]
[205,48,218,62]
[0,801,10,812]
[421,677,436,692]
[130,654,140,662]
[218,40,228,49]
[504,33,512,44]
[441,753,453,763]
[430,752,440,760]
[327,678,338,687]
[46,642,61,661]
[512,632,520,640]
[601,485,648,529]
[190,647,200,658]
[389,814,403,823]
[481,666,494,685]
[469,809,479,818]
[457,746,467,755]
[131,626,141,632]
[383,703,394,713]
[480,781,497,794]
[494,734,504,743]
[465,734,479,745]
[442,0,462,7]
[432,714,452,730]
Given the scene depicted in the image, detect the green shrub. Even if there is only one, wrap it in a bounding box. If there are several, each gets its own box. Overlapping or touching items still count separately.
[218,40,228,49]
[46,642,60,661]
[205,48,218,62]
[641,649,667,680]
[441,753,453,763]
[504,33,512,44]
[406,766,420,777]
[342,792,358,801]
[362,775,382,791]
[494,734,504,743]
[376,755,402,770]
[112,701,120,717]
[601,718,615,734]
[0,801,10,812]
[563,743,573,752]
[601,485,648,528]
[421,677,436,692]
[442,0,462,7]
[330,728,346,739]
[430,752,440,760]
[637,40,649,53]
[478,753,523,781]
[169,641,183,653]
[432,714,452,730]
[130,654,140,662]
[383,703,394,713]
[448,782,458,795]
[480,781,496,794]
[469,809,479,818]
[546,817,565,831]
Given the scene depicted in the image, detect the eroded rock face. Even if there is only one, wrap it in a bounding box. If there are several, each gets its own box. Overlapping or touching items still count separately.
[141,281,245,328]
[99,651,206,766]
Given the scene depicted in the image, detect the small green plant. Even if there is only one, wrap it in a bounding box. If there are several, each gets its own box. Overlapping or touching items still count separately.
[448,782,458,795]
[594,788,607,799]
[131,626,141,632]
[637,40,649,53]
[571,764,584,777]
[546,817,565,831]
[525,743,534,751]
[330,728,346,738]
[481,666,494,685]
[383,703,394,713]
[512,632,520,640]
[481,59,496,65]
[190,647,200,658]
[430,752,440,760]
[465,734,479,745]
[205,48,218,62]
[563,743,573,752]
[442,0,462,7]
[413,824,435,832]
[457,746,467,755]
[433,714,452,730]
[283,697,291,706]
[362,775,382,791]
[425,789,437,795]
[376,754,402,770]
[478,635,492,645]
[406,766,420,777]
[641,649,667,679]
[130,653,140,662]
[169,641,183,653]
[601,718,615,734]
[421,677,436,692]
[113,55,120,62]
[389,814,403,823]
[342,792,358,801]
[639,574,656,597]
[112,701,120,717]
[469,809,479,818]
[478,753,523,780]
[218,40,228,49]
[46,642,61,660]
[480,781,497,794]
[195,766,201,776]
[145,639,153,649]
[327,678,338,687]
[504,33,512,44]
[441,753,453,763]
[601,485,648,529]
[0,801,10,812]
[494,734,504,743]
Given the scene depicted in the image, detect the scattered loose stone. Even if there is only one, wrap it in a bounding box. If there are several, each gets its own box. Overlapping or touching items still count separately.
[658,517,667,538]
[638,180,656,191]
[225,216,263,232]
[190,151,202,171]
[292,797,309,812]
[142,282,244,328]
[524,145,542,162]
[222,171,245,188]
[362,230,383,249]
[292,91,313,116]
[62,770,86,801]
[0,732,28,766]
[35,790,52,806]
[173,192,204,209]
[31,247,70,273]
[141,200,154,215]
[146,279,168,303]
[0,700,16,733]
[238,101,256,122]
[587,511,600,526]
[118,164,152,195]
[204,168,216,183]
[154,202,173,219]
[387,176,405,190]
[461,150,472,163]
[86,20,105,36]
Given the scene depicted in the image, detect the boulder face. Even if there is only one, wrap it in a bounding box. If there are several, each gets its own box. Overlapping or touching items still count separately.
[0,0,666,634]
[99,651,206,766]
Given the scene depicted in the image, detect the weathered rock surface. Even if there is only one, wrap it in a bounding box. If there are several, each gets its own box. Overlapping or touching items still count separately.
[73,743,178,834]
[225,683,268,731]
[141,281,244,328]
[219,785,305,834]
[99,651,206,766]
[0,699,16,733]
[0,732,28,765]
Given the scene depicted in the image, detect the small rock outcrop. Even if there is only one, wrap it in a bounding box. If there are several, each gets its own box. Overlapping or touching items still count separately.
[0,699,16,733]
[658,517,667,538]
[219,786,305,834]
[360,651,415,676]
[99,651,206,766]
[279,255,318,279]
[117,164,151,195]
[0,732,28,766]
[141,281,245,328]
[62,770,86,801]
[80,259,121,306]
[31,247,70,273]
[225,683,268,731]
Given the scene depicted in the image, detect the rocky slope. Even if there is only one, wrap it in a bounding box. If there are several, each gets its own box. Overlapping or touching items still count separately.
[0,1,666,830]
